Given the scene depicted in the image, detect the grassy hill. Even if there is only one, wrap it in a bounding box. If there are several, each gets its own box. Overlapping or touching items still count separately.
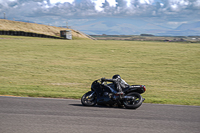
[0,19,89,39]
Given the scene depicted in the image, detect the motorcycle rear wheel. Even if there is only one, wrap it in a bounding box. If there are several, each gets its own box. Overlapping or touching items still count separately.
[123,92,143,109]
[81,91,97,106]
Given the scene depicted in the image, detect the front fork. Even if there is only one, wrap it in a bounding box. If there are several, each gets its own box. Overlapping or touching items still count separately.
[88,91,95,99]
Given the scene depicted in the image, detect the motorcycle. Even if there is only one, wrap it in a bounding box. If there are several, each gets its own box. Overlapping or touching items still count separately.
[81,79,146,109]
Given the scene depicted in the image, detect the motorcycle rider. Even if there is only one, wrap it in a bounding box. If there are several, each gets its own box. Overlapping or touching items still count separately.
[101,74,130,94]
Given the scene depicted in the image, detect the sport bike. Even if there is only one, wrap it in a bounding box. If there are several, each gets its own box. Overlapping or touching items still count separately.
[81,79,146,109]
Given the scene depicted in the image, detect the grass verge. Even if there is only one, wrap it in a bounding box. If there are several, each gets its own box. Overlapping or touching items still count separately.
[0,35,200,105]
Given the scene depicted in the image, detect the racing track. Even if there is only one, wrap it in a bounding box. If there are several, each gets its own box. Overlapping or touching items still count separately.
[0,96,199,133]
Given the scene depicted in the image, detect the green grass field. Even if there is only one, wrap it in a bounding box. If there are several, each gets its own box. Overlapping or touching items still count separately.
[0,35,200,106]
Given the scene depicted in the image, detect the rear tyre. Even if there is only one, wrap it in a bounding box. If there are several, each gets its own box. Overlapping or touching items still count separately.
[123,92,143,109]
[81,91,97,106]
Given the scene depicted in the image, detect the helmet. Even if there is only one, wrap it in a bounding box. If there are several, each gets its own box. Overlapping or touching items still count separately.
[112,74,121,80]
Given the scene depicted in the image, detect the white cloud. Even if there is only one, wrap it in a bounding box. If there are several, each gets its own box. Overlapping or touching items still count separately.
[139,0,154,5]
[92,0,104,11]
[160,3,164,7]
[50,0,74,5]
[0,0,199,30]
[167,21,187,26]
[126,0,131,7]
[91,0,117,11]
[0,0,16,3]
[107,0,117,7]
[171,4,178,11]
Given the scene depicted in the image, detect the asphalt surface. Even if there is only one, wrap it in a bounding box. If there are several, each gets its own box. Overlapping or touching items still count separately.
[0,96,200,133]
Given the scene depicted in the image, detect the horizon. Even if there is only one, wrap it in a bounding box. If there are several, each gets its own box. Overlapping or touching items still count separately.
[0,18,200,37]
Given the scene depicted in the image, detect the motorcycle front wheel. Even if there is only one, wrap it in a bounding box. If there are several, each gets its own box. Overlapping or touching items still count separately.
[81,91,97,106]
[123,92,143,109]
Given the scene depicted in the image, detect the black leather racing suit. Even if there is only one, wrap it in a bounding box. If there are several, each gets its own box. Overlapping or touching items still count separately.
[101,78,130,92]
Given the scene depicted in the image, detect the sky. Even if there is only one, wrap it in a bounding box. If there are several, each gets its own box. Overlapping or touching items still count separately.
[0,0,200,35]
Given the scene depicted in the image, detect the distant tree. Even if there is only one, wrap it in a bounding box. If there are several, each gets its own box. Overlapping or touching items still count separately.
[140,34,154,36]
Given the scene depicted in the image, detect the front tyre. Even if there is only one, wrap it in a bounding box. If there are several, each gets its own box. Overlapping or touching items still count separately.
[81,91,97,106]
[123,92,143,109]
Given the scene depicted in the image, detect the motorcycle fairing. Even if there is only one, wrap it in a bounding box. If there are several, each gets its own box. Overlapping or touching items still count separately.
[91,80,118,105]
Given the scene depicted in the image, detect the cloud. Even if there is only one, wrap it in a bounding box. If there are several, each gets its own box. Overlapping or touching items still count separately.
[0,0,199,35]
[50,0,74,5]
[1,0,199,19]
